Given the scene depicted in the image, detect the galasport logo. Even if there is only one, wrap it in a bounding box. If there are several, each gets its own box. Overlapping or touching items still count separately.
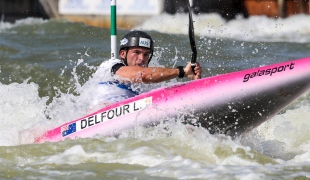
[243,62,295,82]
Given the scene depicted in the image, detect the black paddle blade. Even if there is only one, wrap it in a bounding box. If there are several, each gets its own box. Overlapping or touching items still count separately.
[187,0,197,73]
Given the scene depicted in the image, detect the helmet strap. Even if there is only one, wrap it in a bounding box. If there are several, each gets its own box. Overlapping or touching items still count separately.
[148,51,153,65]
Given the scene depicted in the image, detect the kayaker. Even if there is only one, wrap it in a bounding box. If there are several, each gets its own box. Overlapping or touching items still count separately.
[92,30,202,106]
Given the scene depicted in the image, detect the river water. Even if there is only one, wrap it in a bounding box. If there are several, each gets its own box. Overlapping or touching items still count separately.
[1,13,310,179]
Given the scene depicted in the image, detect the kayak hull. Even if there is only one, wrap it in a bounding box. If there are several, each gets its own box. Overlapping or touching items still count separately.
[35,57,310,143]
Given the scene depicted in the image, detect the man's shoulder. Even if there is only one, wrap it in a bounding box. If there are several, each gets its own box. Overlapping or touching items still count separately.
[94,59,124,79]
[99,58,124,68]
[109,58,123,63]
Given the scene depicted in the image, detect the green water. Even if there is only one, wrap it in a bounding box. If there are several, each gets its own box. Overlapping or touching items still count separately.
[0,15,310,179]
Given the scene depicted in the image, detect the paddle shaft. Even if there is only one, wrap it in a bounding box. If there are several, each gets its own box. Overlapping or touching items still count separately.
[187,0,197,74]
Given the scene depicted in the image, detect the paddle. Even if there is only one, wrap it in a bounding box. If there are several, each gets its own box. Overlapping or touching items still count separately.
[187,0,197,74]
[110,0,117,59]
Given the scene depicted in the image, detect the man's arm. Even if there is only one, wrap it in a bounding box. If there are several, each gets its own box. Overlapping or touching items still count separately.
[115,62,202,83]
[115,66,179,83]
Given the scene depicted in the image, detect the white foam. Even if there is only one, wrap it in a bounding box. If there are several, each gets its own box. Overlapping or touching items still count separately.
[242,104,310,159]
[32,122,268,178]
[136,13,310,43]
[0,17,47,32]
[0,80,49,146]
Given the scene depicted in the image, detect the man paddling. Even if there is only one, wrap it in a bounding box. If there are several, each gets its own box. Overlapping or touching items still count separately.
[92,30,202,106]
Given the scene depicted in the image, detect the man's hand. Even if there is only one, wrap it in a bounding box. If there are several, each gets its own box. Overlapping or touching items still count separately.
[184,62,202,80]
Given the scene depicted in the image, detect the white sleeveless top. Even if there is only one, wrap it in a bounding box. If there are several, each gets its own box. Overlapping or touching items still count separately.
[90,59,138,107]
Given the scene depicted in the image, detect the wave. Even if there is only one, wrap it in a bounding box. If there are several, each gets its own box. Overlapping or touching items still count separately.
[136,13,310,43]
[2,14,310,43]
[0,17,48,32]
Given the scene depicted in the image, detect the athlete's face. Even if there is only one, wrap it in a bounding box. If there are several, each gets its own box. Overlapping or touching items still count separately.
[120,47,151,67]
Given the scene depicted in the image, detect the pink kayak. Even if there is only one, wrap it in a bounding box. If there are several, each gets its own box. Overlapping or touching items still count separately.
[35,57,310,143]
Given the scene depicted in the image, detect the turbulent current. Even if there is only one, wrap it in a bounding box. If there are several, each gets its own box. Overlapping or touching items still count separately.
[0,14,310,179]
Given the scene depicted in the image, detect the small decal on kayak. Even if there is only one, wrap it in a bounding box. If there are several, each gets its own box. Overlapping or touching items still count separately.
[61,123,76,137]
[243,62,295,82]
[61,97,153,137]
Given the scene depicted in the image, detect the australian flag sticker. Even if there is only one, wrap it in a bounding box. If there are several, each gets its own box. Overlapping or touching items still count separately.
[61,123,76,137]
